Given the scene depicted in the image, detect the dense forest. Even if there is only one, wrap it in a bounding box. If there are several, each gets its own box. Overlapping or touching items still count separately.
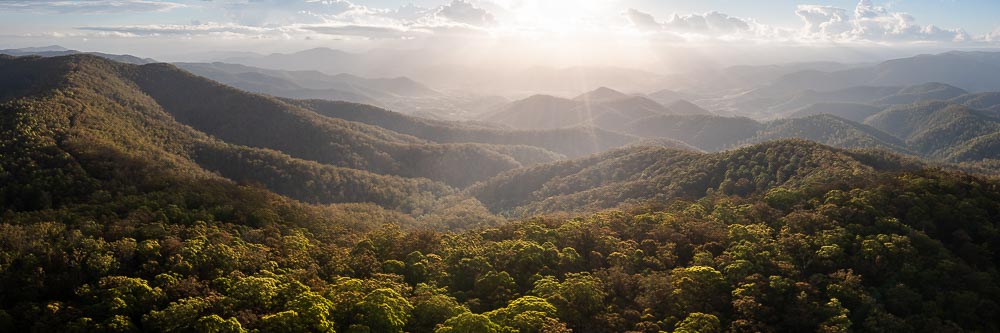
[1,54,1000,332]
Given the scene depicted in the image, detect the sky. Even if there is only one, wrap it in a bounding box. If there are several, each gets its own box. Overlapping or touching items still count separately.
[1,0,999,69]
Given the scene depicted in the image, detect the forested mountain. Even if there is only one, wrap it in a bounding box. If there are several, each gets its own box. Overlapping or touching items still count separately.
[864,101,1000,163]
[288,99,637,158]
[0,45,156,64]
[748,115,912,154]
[2,51,1000,333]
[469,140,922,215]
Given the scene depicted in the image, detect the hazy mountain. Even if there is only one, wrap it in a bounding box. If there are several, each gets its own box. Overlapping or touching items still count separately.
[625,114,761,151]
[787,102,884,122]
[286,99,638,158]
[220,47,369,74]
[665,100,712,115]
[573,86,630,102]
[645,89,705,105]
[176,62,437,98]
[0,45,156,64]
[872,82,968,105]
[483,88,704,130]
[767,51,1000,93]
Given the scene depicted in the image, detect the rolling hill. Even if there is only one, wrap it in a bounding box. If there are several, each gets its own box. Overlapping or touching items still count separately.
[483,88,709,130]
[469,139,923,215]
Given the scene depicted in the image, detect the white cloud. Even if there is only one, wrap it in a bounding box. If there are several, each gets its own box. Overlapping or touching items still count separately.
[435,0,495,27]
[0,0,184,13]
[624,8,661,32]
[797,0,967,42]
[795,5,852,37]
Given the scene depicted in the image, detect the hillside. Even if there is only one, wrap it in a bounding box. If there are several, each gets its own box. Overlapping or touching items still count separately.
[0,54,497,216]
[108,59,562,187]
[625,114,761,151]
[787,102,884,122]
[749,115,911,154]
[865,102,1000,162]
[483,88,685,130]
[289,99,637,158]
[469,139,922,215]
[871,82,967,106]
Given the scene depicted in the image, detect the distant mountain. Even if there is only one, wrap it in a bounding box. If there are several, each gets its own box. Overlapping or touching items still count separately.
[787,102,884,123]
[645,89,705,105]
[0,45,156,64]
[483,89,704,130]
[625,114,761,151]
[872,82,968,105]
[220,47,368,74]
[573,86,630,102]
[176,62,437,99]
[285,99,638,158]
[768,51,1000,93]
[665,100,712,115]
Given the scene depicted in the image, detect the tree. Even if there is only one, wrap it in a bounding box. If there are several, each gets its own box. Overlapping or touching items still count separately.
[355,288,413,333]
[435,313,501,333]
[673,312,721,333]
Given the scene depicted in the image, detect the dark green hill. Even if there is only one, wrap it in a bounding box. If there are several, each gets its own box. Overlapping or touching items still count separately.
[749,115,912,154]
[0,55,467,214]
[469,139,921,215]
[865,101,1000,163]
[52,56,558,187]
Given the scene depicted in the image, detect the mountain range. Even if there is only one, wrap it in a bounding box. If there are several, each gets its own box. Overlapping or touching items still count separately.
[1,51,1000,332]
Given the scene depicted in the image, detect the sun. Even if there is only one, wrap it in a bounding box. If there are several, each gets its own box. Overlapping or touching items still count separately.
[495,0,620,34]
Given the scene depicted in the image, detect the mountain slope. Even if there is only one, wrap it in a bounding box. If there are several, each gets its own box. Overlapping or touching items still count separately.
[0,54,464,214]
[111,60,557,187]
[288,99,637,158]
[469,139,922,215]
[484,92,679,130]
[787,102,883,122]
[865,101,1000,162]
[872,82,968,105]
[749,115,911,154]
[624,114,761,151]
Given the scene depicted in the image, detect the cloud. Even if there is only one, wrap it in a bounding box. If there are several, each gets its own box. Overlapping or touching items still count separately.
[795,5,851,36]
[302,25,416,39]
[0,0,184,13]
[435,0,495,27]
[624,8,661,32]
[797,0,967,42]
[623,9,763,39]
[667,12,751,34]
[77,23,275,36]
